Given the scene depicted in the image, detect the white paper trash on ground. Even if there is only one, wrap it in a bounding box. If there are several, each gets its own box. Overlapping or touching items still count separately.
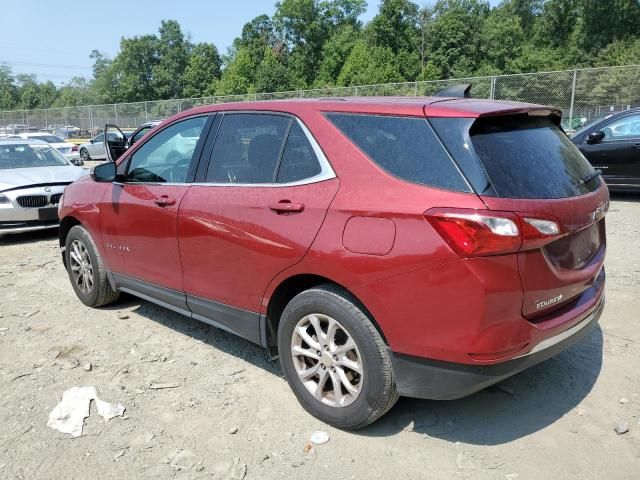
[47,386,126,437]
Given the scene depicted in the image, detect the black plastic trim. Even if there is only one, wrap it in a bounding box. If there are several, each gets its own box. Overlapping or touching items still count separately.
[110,273,263,346]
[187,294,261,345]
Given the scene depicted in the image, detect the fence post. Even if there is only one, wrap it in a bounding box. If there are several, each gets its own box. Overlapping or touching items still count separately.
[144,102,148,122]
[114,104,118,125]
[44,109,48,129]
[490,76,496,100]
[354,86,359,96]
[415,82,419,96]
[568,69,577,130]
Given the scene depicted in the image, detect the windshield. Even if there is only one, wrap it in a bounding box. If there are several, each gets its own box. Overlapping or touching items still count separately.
[0,144,70,169]
[30,135,66,144]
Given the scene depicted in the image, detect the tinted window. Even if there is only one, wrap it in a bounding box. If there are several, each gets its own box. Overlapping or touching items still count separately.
[602,114,640,140]
[277,123,321,183]
[206,114,290,184]
[469,116,598,199]
[127,116,207,183]
[94,134,104,142]
[326,113,470,192]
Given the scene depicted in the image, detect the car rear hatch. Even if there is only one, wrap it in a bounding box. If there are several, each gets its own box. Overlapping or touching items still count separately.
[428,105,608,321]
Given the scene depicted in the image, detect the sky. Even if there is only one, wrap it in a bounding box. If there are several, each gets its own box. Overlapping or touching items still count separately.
[0,0,498,84]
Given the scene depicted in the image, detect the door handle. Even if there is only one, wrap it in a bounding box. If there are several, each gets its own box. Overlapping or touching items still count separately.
[269,200,305,214]
[154,195,176,206]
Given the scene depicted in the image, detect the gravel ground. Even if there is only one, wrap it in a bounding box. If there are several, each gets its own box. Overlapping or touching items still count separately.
[0,195,639,480]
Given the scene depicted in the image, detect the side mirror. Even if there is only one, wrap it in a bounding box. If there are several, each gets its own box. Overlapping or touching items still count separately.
[91,162,116,182]
[586,130,605,144]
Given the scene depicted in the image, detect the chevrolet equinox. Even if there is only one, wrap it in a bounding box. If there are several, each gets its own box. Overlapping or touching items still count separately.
[59,97,608,428]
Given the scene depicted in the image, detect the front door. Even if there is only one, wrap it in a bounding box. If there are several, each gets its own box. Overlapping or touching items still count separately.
[99,115,211,297]
[178,113,338,330]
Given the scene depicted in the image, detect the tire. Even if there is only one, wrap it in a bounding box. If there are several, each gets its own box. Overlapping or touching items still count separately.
[278,284,399,429]
[65,225,119,307]
[80,148,90,162]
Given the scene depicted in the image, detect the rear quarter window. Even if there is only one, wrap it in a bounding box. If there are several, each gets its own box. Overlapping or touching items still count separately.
[326,113,471,192]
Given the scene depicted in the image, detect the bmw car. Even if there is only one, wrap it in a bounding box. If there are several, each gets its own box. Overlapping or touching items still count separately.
[0,139,86,237]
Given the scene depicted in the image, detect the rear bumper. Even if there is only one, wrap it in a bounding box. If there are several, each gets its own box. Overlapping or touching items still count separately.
[391,294,604,400]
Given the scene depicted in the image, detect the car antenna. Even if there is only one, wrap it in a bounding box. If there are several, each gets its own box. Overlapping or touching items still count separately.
[433,84,472,98]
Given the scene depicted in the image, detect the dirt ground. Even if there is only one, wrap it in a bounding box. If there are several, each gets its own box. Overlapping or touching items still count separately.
[1,195,639,480]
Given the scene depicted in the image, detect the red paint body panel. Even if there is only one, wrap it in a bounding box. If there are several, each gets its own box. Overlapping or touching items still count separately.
[178,179,339,311]
[59,96,608,371]
[99,183,188,291]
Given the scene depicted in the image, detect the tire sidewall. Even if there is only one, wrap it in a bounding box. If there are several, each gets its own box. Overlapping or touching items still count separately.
[278,289,388,428]
[65,226,101,307]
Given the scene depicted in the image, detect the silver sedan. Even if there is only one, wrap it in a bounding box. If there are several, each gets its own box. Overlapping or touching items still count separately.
[0,139,86,236]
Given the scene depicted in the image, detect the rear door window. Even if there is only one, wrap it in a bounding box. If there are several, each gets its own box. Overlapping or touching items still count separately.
[206,114,291,184]
[466,116,599,199]
[326,113,470,192]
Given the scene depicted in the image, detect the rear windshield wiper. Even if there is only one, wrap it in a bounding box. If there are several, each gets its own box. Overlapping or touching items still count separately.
[580,169,602,185]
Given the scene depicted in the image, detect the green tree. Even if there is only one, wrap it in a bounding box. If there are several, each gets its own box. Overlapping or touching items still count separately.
[183,43,222,97]
[112,34,159,102]
[427,0,490,78]
[580,0,640,52]
[37,81,58,108]
[216,48,256,95]
[0,64,18,110]
[153,20,189,99]
[255,47,298,92]
[337,39,403,85]
[17,74,40,109]
[480,6,525,72]
[315,24,361,86]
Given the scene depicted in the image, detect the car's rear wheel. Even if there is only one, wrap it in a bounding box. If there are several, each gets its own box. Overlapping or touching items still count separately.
[65,225,119,307]
[277,284,399,429]
[80,148,90,162]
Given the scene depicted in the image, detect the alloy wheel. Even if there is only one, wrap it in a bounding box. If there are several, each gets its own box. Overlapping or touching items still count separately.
[69,239,94,294]
[291,313,363,407]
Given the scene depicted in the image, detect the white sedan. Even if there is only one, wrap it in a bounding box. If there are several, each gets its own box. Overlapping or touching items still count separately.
[16,132,83,166]
[0,139,85,236]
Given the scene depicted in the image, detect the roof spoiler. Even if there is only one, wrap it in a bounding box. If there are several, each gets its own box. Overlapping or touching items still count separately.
[433,84,472,98]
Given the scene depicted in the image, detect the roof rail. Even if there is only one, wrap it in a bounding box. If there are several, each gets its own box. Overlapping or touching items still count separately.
[433,84,472,98]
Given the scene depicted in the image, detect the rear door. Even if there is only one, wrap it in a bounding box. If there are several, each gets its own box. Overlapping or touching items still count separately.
[178,112,338,332]
[431,114,608,320]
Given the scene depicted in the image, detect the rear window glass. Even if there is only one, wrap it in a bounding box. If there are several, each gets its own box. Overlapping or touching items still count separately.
[468,116,599,199]
[326,113,470,192]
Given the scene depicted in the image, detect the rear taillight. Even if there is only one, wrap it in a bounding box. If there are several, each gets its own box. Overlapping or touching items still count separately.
[425,208,561,258]
[71,145,79,152]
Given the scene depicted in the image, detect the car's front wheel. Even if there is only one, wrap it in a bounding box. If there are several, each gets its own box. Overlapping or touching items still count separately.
[65,225,119,307]
[278,285,399,429]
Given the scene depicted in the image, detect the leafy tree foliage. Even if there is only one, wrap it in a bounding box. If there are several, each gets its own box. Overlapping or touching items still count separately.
[1,0,640,111]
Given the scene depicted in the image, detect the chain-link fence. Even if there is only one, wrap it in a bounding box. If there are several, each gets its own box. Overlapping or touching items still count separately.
[2,64,639,136]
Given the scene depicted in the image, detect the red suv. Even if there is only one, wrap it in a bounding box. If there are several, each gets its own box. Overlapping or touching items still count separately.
[59,97,608,428]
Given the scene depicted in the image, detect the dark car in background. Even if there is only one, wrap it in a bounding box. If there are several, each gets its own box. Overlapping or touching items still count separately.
[571,108,640,192]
